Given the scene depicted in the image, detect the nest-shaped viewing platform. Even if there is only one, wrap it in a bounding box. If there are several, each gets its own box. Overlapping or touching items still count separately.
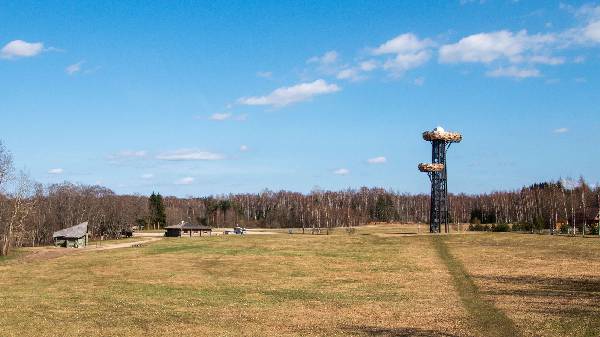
[418,163,445,172]
[422,130,462,143]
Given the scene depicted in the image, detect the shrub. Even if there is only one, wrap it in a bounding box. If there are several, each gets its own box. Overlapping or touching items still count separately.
[492,223,511,232]
[468,223,490,231]
[512,222,532,232]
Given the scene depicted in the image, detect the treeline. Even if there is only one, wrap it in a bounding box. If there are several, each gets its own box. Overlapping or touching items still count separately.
[1,141,599,256]
[463,179,599,234]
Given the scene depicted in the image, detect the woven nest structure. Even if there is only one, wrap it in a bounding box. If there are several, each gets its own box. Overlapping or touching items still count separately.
[418,163,445,172]
[422,130,462,143]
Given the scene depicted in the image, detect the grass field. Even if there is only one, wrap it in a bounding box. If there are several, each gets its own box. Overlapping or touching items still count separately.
[0,225,598,336]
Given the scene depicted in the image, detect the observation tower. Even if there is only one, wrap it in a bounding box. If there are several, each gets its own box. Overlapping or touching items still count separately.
[418,127,462,233]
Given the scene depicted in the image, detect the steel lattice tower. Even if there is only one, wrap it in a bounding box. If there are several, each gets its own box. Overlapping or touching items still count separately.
[418,127,462,233]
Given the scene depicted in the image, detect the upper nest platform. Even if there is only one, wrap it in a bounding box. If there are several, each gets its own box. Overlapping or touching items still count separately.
[418,163,445,172]
[422,129,462,143]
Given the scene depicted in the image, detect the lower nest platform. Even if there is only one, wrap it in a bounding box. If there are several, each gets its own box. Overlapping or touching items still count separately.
[418,163,445,172]
[422,130,462,142]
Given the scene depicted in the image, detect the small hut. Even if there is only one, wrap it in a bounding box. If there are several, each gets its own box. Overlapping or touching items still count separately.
[165,221,212,237]
[53,222,89,248]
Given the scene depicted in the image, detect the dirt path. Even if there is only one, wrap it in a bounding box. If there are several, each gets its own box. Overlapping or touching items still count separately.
[89,237,161,251]
[17,237,162,262]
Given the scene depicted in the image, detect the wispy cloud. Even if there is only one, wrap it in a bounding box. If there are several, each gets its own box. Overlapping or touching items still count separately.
[156,149,225,161]
[48,168,64,174]
[240,145,249,152]
[460,0,486,5]
[336,60,379,82]
[486,66,540,79]
[109,150,148,160]
[367,156,387,164]
[553,127,569,134]
[141,173,154,179]
[238,79,340,107]
[175,177,195,185]
[307,50,338,65]
[336,68,362,81]
[207,112,247,121]
[210,112,232,121]
[528,55,565,65]
[66,61,84,75]
[373,33,433,55]
[1,40,44,59]
[333,168,350,175]
[257,71,272,78]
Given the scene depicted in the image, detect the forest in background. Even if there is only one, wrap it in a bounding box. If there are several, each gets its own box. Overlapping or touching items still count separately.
[1,141,599,256]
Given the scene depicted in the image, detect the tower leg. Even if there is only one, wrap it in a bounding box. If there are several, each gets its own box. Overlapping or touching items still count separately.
[430,140,448,233]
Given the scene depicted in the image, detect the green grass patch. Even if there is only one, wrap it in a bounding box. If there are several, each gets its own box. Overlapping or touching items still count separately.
[433,236,521,337]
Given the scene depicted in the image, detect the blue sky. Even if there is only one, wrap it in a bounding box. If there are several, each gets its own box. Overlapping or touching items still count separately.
[1,0,599,197]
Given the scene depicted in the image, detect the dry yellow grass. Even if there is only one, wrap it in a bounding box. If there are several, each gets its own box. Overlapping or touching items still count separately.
[445,233,600,337]
[0,225,470,337]
[0,225,598,336]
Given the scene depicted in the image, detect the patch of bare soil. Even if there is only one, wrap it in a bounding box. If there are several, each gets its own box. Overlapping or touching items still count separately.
[15,237,161,263]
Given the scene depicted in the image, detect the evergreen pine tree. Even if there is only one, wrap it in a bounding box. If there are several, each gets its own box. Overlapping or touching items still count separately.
[148,192,167,229]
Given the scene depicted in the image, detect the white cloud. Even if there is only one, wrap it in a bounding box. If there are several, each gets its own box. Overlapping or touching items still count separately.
[439,30,556,64]
[359,60,377,71]
[336,68,362,81]
[486,66,540,78]
[584,20,600,42]
[240,145,249,152]
[528,55,565,65]
[333,168,350,175]
[238,79,340,107]
[414,77,425,86]
[554,127,569,134]
[66,61,84,75]
[1,40,44,59]
[157,149,225,161]
[558,5,600,45]
[307,50,338,65]
[48,168,64,174]
[205,112,246,121]
[373,33,433,55]
[336,60,378,82]
[210,112,232,121]
[569,4,600,21]
[175,177,195,185]
[383,50,431,75]
[367,156,387,164]
[141,173,154,179]
[373,33,433,76]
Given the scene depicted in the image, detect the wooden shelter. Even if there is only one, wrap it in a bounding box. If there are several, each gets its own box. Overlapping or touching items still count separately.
[165,221,212,237]
[53,222,89,248]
